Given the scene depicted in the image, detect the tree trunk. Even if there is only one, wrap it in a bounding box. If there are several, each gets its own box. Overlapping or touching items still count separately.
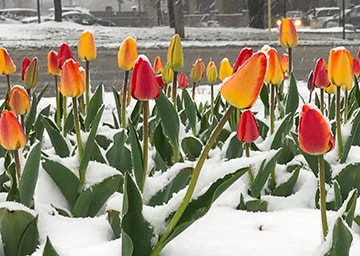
[248,0,264,28]
[54,0,62,22]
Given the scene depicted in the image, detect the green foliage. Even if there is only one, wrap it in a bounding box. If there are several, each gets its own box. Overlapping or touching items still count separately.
[84,84,103,131]
[43,236,60,256]
[341,110,360,163]
[272,165,301,197]
[335,163,360,199]
[181,137,203,161]
[106,131,132,174]
[129,121,144,189]
[325,217,353,256]
[107,210,121,239]
[42,116,70,157]
[285,73,299,115]
[182,89,197,135]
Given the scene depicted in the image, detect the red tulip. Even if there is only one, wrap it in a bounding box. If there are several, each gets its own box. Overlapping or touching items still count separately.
[236,110,259,143]
[352,58,360,77]
[233,47,253,73]
[155,74,165,89]
[177,72,189,89]
[0,110,27,150]
[298,104,334,155]
[313,58,330,89]
[21,57,31,80]
[130,55,159,100]
[58,43,74,69]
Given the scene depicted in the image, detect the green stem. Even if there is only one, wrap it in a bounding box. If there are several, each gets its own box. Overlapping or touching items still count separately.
[62,94,67,136]
[270,83,275,134]
[54,75,61,128]
[13,149,21,182]
[85,60,90,108]
[20,115,25,129]
[344,89,348,123]
[72,97,83,158]
[245,142,250,157]
[336,86,343,158]
[210,83,214,116]
[6,74,10,92]
[121,71,129,129]
[328,93,331,118]
[142,100,149,191]
[320,88,324,115]
[192,81,196,100]
[172,71,178,108]
[288,47,293,75]
[318,154,328,239]
[150,105,236,256]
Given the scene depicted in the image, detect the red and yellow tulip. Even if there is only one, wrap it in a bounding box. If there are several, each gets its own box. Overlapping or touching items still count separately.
[190,59,205,83]
[153,56,163,74]
[21,57,31,80]
[58,43,74,69]
[0,48,16,75]
[48,50,60,75]
[233,47,253,72]
[117,37,137,71]
[279,18,298,48]
[78,30,97,61]
[313,57,330,89]
[328,47,352,89]
[59,59,86,98]
[0,110,26,150]
[280,53,289,74]
[23,57,38,90]
[264,48,284,85]
[7,85,30,116]
[352,58,360,77]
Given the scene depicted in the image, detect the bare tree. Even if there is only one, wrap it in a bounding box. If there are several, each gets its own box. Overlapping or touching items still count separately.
[54,0,62,22]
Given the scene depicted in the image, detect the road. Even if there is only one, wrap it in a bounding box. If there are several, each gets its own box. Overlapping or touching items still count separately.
[5,45,360,97]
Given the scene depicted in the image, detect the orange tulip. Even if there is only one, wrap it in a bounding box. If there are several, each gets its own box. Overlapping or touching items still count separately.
[59,59,86,98]
[162,64,173,84]
[24,57,38,89]
[58,43,74,69]
[117,37,138,71]
[298,104,334,155]
[0,110,27,150]
[352,58,360,77]
[236,110,259,143]
[279,18,298,48]
[264,48,284,85]
[130,55,159,100]
[233,47,253,72]
[21,57,31,80]
[219,58,233,81]
[0,48,16,75]
[313,57,330,89]
[190,59,205,83]
[280,53,289,74]
[328,47,352,89]
[167,34,183,72]
[7,85,30,115]
[206,61,218,84]
[78,30,96,61]
[48,50,60,75]
[220,51,267,109]
[153,56,163,74]
[177,72,189,89]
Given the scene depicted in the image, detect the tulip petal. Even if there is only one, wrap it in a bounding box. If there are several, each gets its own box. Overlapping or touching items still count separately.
[279,18,298,48]
[78,30,97,61]
[328,47,352,89]
[7,85,30,115]
[236,110,259,143]
[117,37,138,71]
[60,59,86,98]
[0,110,27,150]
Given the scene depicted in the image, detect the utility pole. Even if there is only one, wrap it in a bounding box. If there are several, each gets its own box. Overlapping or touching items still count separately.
[37,0,41,23]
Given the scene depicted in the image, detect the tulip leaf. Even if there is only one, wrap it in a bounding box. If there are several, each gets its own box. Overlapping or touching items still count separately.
[341,110,360,163]
[301,152,332,183]
[79,105,104,184]
[112,87,121,125]
[42,116,70,157]
[107,210,121,239]
[335,163,360,199]
[130,100,143,128]
[155,89,179,149]
[153,151,168,172]
[42,159,80,208]
[342,189,357,228]
[270,113,293,150]
[181,136,203,161]
[31,105,50,144]
[272,165,300,197]
[129,121,144,189]
[153,123,173,165]
[285,73,299,115]
[43,236,60,256]
[333,180,343,211]
[148,167,192,206]
[257,118,269,140]
[72,174,122,217]
[0,207,38,256]
[19,142,41,207]
[106,131,132,174]
[245,199,268,212]
[182,89,197,135]
[90,142,107,164]
[85,84,103,131]
[6,163,19,202]
[225,133,243,159]
[63,109,74,136]
[122,172,153,256]
[162,167,249,247]
[260,83,269,117]
[325,217,352,256]
[95,134,112,150]
[25,93,38,136]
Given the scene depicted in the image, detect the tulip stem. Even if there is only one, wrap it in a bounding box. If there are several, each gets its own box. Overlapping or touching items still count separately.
[192,81,196,100]
[270,83,275,134]
[121,71,129,129]
[72,97,83,159]
[20,115,25,130]
[85,60,90,109]
[151,105,235,256]
[142,100,149,191]
[6,75,10,93]
[344,89,348,123]
[210,83,214,117]
[318,154,328,239]
[62,94,67,136]
[328,93,332,119]
[245,142,250,157]
[336,86,343,158]
[320,88,324,115]
[13,149,21,181]
[288,47,293,75]
[54,75,61,128]
[172,71,178,108]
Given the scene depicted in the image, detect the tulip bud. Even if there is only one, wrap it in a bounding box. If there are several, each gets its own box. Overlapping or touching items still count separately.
[78,30,97,61]
[0,110,27,150]
[324,83,337,94]
[279,18,298,48]
[206,61,218,84]
[59,59,86,98]
[280,53,289,74]
[264,48,284,85]
[328,47,352,89]
[0,48,16,75]
[21,57,31,80]
[24,57,38,89]
[130,55,159,101]
[58,43,74,69]
[298,104,334,155]
[219,58,233,81]
[7,85,30,115]
[313,57,330,89]
[233,47,253,72]
[177,72,189,89]
[190,59,205,83]
[220,51,267,109]
[307,70,314,92]
[153,56,163,74]
[117,37,138,71]
[236,110,259,143]
[167,34,183,72]
[162,64,173,84]
[352,58,360,77]
[48,50,60,75]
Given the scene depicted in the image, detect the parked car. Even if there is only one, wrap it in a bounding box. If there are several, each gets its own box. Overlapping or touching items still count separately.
[276,11,306,27]
[322,5,360,29]
[0,15,22,24]
[1,8,38,21]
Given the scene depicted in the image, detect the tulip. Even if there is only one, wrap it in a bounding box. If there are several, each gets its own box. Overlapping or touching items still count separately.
[167,34,183,107]
[237,110,259,157]
[7,85,30,117]
[313,57,330,114]
[279,18,298,75]
[265,48,284,85]
[206,61,218,116]
[307,70,314,103]
[153,56,163,74]
[23,57,38,90]
[280,53,289,75]
[162,64,174,85]
[328,47,353,158]
[0,48,16,92]
[219,58,233,81]
[47,50,62,128]
[58,43,74,69]
[78,30,96,61]
[190,59,205,100]
[155,74,165,89]
[233,47,253,72]
[298,104,334,238]
[21,57,31,80]
[177,72,188,89]
[352,58,360,77]
[220,51,267,109]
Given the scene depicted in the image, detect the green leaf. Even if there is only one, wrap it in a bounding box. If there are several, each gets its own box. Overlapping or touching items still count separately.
[25,93,38,136]
[42,116,70,157]
[245,199,268,212]
[32,105,50,144]
[90,142,107,164]
[106,131,132,174]
[257,119,269,140]
[42,159,80,207]
[251,149,282,199]
[182,89,197,135]
[42,236,60,256]
[19,142,41,207]
[302,152,332,182]
[272,165,300,197]
[122,173,153,256]
[95,134,112,150]
[259,83,269,117]
[6,163,19,202]
[333,181,343,211]
[72,174,122,217]
[0,207,38,256]
[270,113,293,150]
[63,109,74,136]
[79,105,104,184]
[155,89,179,148]
[225,133,243,159]
[153,123,173,165]
[335,163,360,199]
[163,167,249,247]
[107,210,121,239]
[129,121,144,189]
[342,189,357,228]
[341,110,360,163]
[130,100,143,128]
[325,217,352,256]
[112,86,121,126]
[181,137,203,161]
[285,73,299,115]
[148,167,192,206]
[85,84,103,131]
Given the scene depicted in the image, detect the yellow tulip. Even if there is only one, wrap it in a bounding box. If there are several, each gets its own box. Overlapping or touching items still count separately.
[279,18,298,48]
[0,110,27,150]
[328,47,352,89]
[117,37,138,71]
[190,59,205,83]
[0,48,16,75]
[78,30,97,61]
[167,34,183,72]
[7,85,30,115]
[206,61,218,84]
[219,58,233,81]
[162,64,173,84]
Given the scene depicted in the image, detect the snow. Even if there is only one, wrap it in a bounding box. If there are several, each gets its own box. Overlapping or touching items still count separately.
[1,22,360,255]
